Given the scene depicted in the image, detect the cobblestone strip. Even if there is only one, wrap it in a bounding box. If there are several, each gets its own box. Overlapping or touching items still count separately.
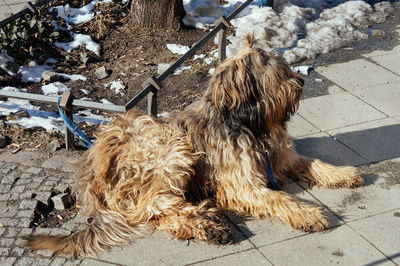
[0,154,87,265]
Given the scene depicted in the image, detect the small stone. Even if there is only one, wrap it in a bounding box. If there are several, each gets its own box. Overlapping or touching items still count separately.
[35,192,52,204]
[48,139,60,152]
[51,194,65,210]
[11,247,24,257]
[16,210,32,218]
[17,218,31,227]
[10,185,24,193]
[0,256,16,266]
[19,199,37,210]
[53,184,70,194]
[14,257,35,266]
[157,63,172,75]
[26,167,41,174]
[371,29,386,37]
[16,110,30,119]
[95,66,109,80]
[27,60,36,67]
[37,249,54,257]
[0,247,10,256]
[42,71,58,82]
[51,258,67,266]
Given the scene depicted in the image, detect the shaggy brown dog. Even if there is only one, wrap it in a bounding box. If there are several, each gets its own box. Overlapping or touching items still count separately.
[25,36,364,257]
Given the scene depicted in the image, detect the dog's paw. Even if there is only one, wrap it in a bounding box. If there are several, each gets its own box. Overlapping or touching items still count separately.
[205,226,233,244]
[300,215,328,232]
[291,206,329,232]
[346,175,364,188]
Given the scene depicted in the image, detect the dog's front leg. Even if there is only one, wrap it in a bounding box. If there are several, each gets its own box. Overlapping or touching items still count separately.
[286,155,364,189]
[216,182,328,232]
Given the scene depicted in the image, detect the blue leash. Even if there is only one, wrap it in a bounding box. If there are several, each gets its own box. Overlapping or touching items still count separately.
[265,152,280,190]
[57,97,94,149]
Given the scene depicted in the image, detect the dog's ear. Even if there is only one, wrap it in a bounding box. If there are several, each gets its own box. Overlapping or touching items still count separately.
[211,55,266,137]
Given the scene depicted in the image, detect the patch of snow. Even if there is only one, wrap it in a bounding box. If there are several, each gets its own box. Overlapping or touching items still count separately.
[57,73,87,81]
[104,79,125,95]
[41,82,70,96]
[101,99,113,104]
[204,58,213,65]
[183,0,393,64]
[183,0,238,29]
[54,32,100,55]
[50,0,114,29]
[291,65,312,75]
[174,65,192,75]
[158,112,170,118]
[193,54,206,60]
[19,62,53,83]
[167,44,190,55]
[74,109,107,125]
[0,50,15,75]
[208,68,215,75]
[80,89,91,95]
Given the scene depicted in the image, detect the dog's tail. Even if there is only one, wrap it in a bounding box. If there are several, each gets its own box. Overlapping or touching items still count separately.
[24,211,148,257]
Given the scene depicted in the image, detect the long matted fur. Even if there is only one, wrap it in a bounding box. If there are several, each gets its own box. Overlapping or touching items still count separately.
[25,36,364,257]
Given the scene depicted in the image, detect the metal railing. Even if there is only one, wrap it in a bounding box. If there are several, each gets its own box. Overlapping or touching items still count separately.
[0,0,273,150]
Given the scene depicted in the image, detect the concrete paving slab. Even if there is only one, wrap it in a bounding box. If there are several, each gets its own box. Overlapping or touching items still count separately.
[316,59,400,91]
[327,85,345,94]
[0,3,11,21]
[349,208,400,264]
[191,249,272,266]
[0,151,44,167]
[4,0,29,4]
[81,258,119,266]
[352,82,400,117]
[297,92,386,131]
[227,182,342,248]
[327,118,400,162]
[370,53,400,76]
[294,132,367,166]
[287,114,320,138]
[41,155,75,172]
[93,229,253,266]
[9,3,25,13]
[259,225,394,266]
[304,158,400,222]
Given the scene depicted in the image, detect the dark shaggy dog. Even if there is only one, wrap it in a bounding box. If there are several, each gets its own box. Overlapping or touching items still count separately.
[25,36,363,257]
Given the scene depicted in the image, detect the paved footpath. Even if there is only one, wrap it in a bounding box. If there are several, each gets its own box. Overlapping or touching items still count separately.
[0,0,31,21]
[1,8,400,266]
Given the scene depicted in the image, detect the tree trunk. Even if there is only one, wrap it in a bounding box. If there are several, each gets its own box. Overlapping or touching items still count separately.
[131,0,186,29]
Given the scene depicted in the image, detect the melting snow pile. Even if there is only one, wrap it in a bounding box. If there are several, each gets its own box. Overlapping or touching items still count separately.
[183,0,394,63]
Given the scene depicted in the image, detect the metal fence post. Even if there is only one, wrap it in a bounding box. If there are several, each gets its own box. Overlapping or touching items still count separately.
[142,76,162,117]
[59,91,75,150]
[217,16,232,62]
